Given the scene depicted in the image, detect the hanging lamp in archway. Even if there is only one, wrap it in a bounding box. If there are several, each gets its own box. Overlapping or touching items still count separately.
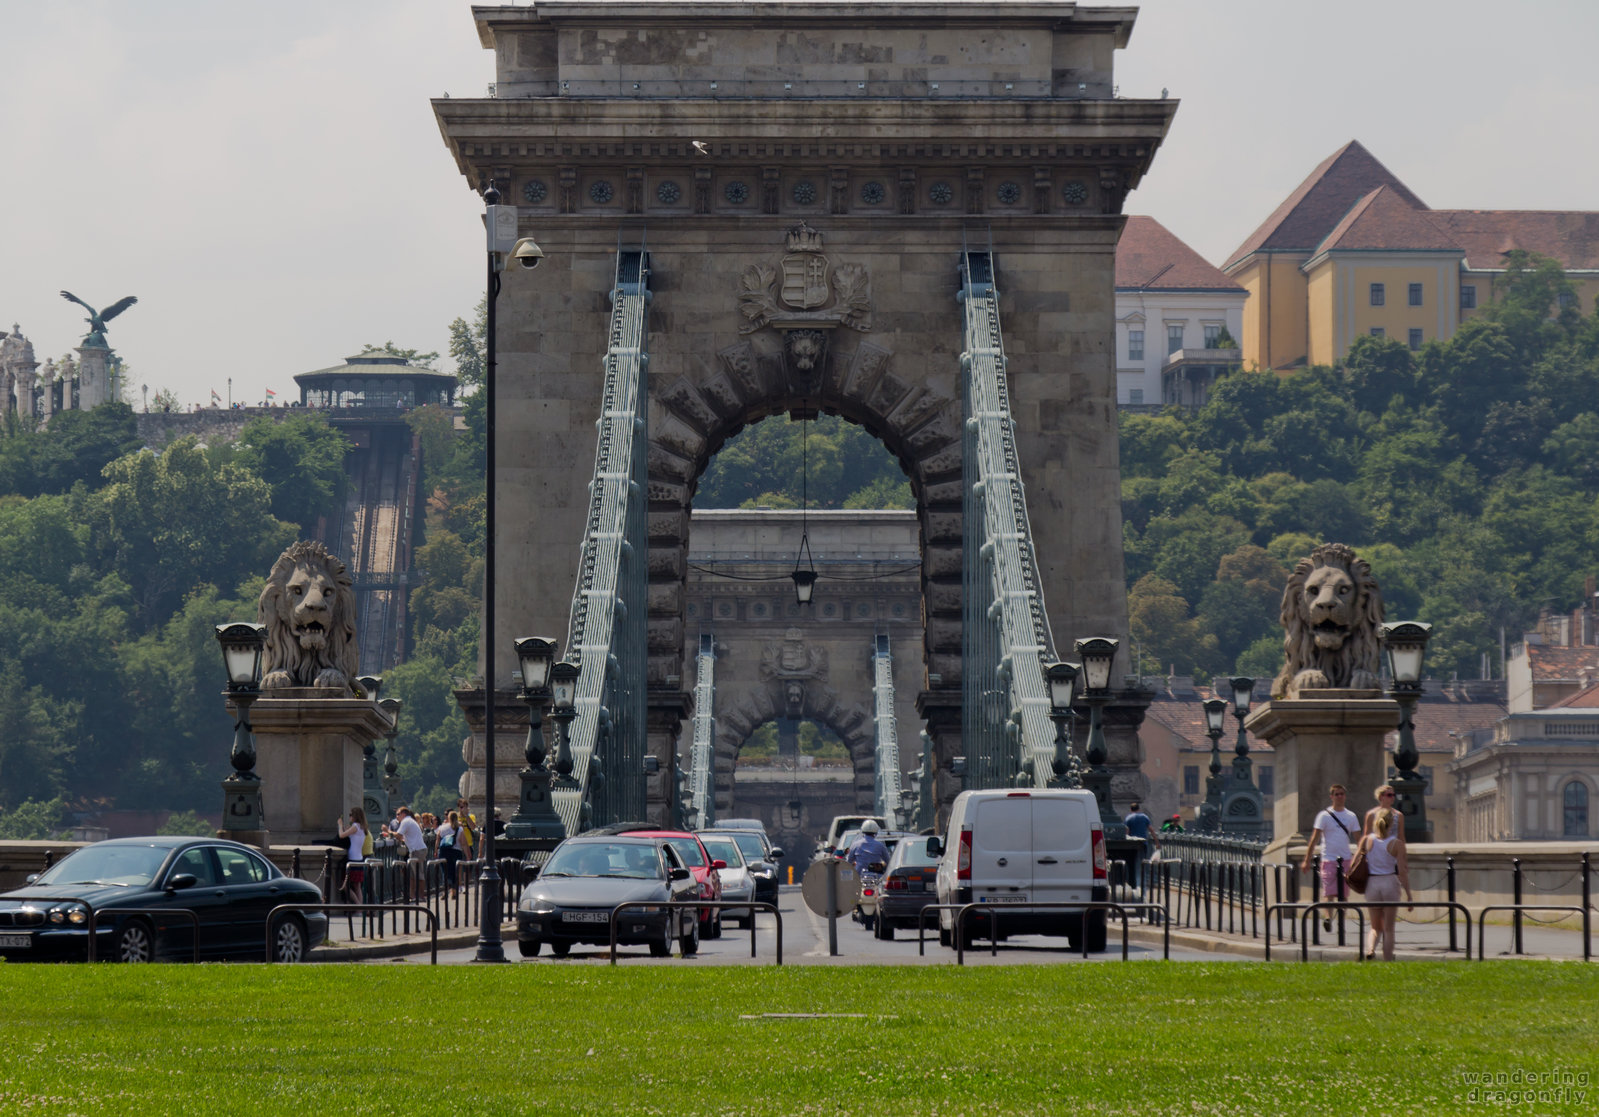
[791,406,818,605]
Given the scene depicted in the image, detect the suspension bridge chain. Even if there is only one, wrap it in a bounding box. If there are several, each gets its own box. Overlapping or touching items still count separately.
[872,633,906,828]
[958,250,1060,791]
[688,633,717,830]
[554,248,651,834]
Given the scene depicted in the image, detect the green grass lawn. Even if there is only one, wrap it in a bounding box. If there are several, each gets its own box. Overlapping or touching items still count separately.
[3,963,1596,1115]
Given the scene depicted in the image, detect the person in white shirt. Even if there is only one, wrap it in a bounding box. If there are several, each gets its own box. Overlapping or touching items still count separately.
[1301,784,1361,908]
[390,806,427,865]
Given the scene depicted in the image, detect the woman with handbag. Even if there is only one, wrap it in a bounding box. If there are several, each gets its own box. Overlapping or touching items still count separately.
[1355,807,1412,960]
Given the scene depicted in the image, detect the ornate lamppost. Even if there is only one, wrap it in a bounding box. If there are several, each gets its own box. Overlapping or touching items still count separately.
[379,698,403,810]
[506,636,564,842]
[1074,637,1124,837]
[550,660,581,791]
[1043,660,1081,789]
[1381,621,1433,843]
[1198,696,1227,833]
[1220,676,1265,837]
[216,623,267,839]
[357,675,386,823]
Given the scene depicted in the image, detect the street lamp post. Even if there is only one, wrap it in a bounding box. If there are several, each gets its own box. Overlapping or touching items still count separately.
[215,623,267,839]
[1198,696,1227,833]
[506,636,565,842]
[1381,621,1434,843]
[1221,676,1265,838]
[1043,660,1081,789]
[1074,637,1124,837]
[379,698,403,810]
[356,675,386,823]
[550,660,581,789]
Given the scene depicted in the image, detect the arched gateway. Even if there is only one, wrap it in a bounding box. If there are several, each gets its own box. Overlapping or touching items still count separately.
[435,1,1173,830]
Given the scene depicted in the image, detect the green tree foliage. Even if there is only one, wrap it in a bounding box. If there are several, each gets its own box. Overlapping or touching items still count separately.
[695,413,912,510]
[0,796,71,840]
[0,401,142,497]
[226,414,352,535]
[1121,253,1599,682]
[447,298,487,389]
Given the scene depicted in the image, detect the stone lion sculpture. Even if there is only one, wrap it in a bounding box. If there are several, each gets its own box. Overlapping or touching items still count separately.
[258,540,360,693]
[1271,542,1384,699]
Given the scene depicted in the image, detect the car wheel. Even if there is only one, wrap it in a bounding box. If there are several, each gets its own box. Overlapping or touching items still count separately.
[550,940,572,957]
[878,919,894,942]
[518,939,542,958]
[115,919,155,964]
[862,912,876,932]
[648,922,672,957]
[680,913,700,957]
[271,915,307,963]
[1084,910,1108,954]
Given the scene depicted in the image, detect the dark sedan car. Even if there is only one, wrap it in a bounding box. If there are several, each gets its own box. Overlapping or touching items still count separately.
[0,836,327,963]
[714,829,784,906]
[516,836,701,958]
[874,834,942,941]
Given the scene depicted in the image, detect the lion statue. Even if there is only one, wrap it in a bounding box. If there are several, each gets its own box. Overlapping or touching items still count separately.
[1271,542,1384,699]
[258,540,361,693]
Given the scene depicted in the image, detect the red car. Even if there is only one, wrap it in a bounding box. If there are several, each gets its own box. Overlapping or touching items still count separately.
[614,829,725,938]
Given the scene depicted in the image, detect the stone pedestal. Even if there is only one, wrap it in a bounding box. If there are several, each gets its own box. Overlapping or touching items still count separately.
[1244,689,1399,864]
[76,344,110,410]
[248,688,392,846]
[455,687,530,824]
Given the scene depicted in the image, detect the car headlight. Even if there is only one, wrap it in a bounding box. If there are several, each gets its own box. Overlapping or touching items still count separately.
[521,898,556,914]
[633,905,664,914]
[48,905,88,925]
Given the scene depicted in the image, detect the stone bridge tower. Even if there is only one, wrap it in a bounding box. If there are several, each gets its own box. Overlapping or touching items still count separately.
[435,1,1174,823]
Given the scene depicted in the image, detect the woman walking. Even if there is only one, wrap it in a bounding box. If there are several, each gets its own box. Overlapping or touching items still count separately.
[1358,807,1412,961]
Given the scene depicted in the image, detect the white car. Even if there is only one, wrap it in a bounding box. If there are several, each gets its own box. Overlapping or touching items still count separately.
[697,832,756,928]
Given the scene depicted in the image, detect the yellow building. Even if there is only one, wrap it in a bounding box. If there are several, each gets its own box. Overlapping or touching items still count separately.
[1225,140,1599,370]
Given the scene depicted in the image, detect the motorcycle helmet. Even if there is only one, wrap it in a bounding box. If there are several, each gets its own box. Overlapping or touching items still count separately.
[861,820,880,835]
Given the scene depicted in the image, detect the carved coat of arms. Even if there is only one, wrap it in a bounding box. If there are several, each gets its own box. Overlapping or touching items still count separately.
[737,223,872,335]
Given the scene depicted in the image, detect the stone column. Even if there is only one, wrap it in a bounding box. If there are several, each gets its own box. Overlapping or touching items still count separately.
[76,344,110,409]
[646,688,691,826]
[248,688,392,846]
[1244,689,1399,863]
[915,685,962,830]
[454,686,526,824]
[1099,683,1155,812]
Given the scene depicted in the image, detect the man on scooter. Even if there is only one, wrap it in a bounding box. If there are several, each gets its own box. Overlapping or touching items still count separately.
[846,820,889,873]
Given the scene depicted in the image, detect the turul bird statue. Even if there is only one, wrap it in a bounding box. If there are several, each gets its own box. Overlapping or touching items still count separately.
[60,290,138,346]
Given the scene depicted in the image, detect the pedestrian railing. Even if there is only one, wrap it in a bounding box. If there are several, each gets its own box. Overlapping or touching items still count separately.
[915,901,1167,964]
[269,903,438,964]
[606,900,783,966]
[1476,905,1591,962]
[80,905,201,963]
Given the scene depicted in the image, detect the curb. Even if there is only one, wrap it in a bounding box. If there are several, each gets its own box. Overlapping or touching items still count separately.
[309,926,504,962]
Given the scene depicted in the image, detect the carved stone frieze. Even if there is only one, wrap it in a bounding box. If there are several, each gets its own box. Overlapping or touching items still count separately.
[736,223,872,336]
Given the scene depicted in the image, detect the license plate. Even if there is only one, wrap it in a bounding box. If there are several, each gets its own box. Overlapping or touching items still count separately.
[978,894,1030,903]
[563,911,609,924]
[0,934,31,948]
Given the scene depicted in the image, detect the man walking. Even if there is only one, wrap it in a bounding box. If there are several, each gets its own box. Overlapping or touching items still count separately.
[390,806,428,889]
[1123,801,1156,890]
[1301,784,1361,929]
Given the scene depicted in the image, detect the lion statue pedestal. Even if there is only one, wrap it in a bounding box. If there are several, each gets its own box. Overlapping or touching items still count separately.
[249,689,395,845]
[1246,689,1399,864]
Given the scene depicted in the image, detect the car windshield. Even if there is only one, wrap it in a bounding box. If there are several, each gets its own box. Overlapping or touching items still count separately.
[661,837,706,868]
[893,837,940,868]
[700,837,744,868]
[33,844,170,888]
[541,842,663,879]
[725,832,766,861]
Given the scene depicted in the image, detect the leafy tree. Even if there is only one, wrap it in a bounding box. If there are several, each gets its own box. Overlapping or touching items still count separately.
[0,796,71,840]
[158,810,216,836]
[360,341,440,367]
[227,414,352,534]
[447,297,488,389]
[1127,575,1220,679]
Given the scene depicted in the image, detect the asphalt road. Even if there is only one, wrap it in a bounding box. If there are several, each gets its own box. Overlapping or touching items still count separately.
[372,887,1235,966]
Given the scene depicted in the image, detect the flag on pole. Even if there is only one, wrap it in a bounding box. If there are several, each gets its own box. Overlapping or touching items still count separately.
[210,389,220,402]
[265,388,277,398]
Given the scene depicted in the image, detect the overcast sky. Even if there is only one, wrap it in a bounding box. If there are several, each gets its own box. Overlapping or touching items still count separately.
[2,1,1595,408]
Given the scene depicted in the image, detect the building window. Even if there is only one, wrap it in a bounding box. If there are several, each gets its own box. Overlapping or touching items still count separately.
[1203,324,1222,347]
[1461,284,1477,309]
[1564,781,1589,837]
[1167,324,1184,355]
[1370,283,1385,306]
[1370,327,1385,338]
[1128,388,1144,404]
[1408,282,1423,307]
[1128,329,1144,362]
[1558,291,1576,311]
[1408,328,1423,350]
[1183,765,1199,796]
[1420,765,1434,797]
[1258,766,1274,797]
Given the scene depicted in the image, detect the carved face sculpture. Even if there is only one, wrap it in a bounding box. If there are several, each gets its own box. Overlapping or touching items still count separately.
[787,329,825,372]
[1301,564,1357,651]
[285,561,338,652]
[785,679,805,712]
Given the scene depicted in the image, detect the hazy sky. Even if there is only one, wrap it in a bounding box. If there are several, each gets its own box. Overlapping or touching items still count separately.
[2,1,1595,408]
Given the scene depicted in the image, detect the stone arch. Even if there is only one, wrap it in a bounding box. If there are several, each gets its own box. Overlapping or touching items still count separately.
[645,326,965,702]
[713,676,878,811]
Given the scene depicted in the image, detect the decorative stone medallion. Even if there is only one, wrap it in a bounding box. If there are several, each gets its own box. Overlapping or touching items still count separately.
[860,181,887,205]
[656,181,682,204]
[522,180,548,204]
[929,182,954,205]
[1062,181,1088,205]
[725,180,751,204]
[588,181,614,204]
[997,181,1022,205]
[792,181,817,205]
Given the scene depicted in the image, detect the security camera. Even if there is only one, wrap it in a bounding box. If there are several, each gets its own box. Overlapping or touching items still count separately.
[512,237,545,269]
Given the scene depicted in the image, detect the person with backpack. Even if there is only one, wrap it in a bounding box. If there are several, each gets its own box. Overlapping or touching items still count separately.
[438,810,467,897]
[1301,784,1360,928]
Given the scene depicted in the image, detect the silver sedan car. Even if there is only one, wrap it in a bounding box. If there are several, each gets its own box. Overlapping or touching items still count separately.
[696,832,756,929]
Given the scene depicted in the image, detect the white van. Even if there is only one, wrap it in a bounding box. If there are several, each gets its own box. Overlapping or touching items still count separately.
[932,788,1107,951]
